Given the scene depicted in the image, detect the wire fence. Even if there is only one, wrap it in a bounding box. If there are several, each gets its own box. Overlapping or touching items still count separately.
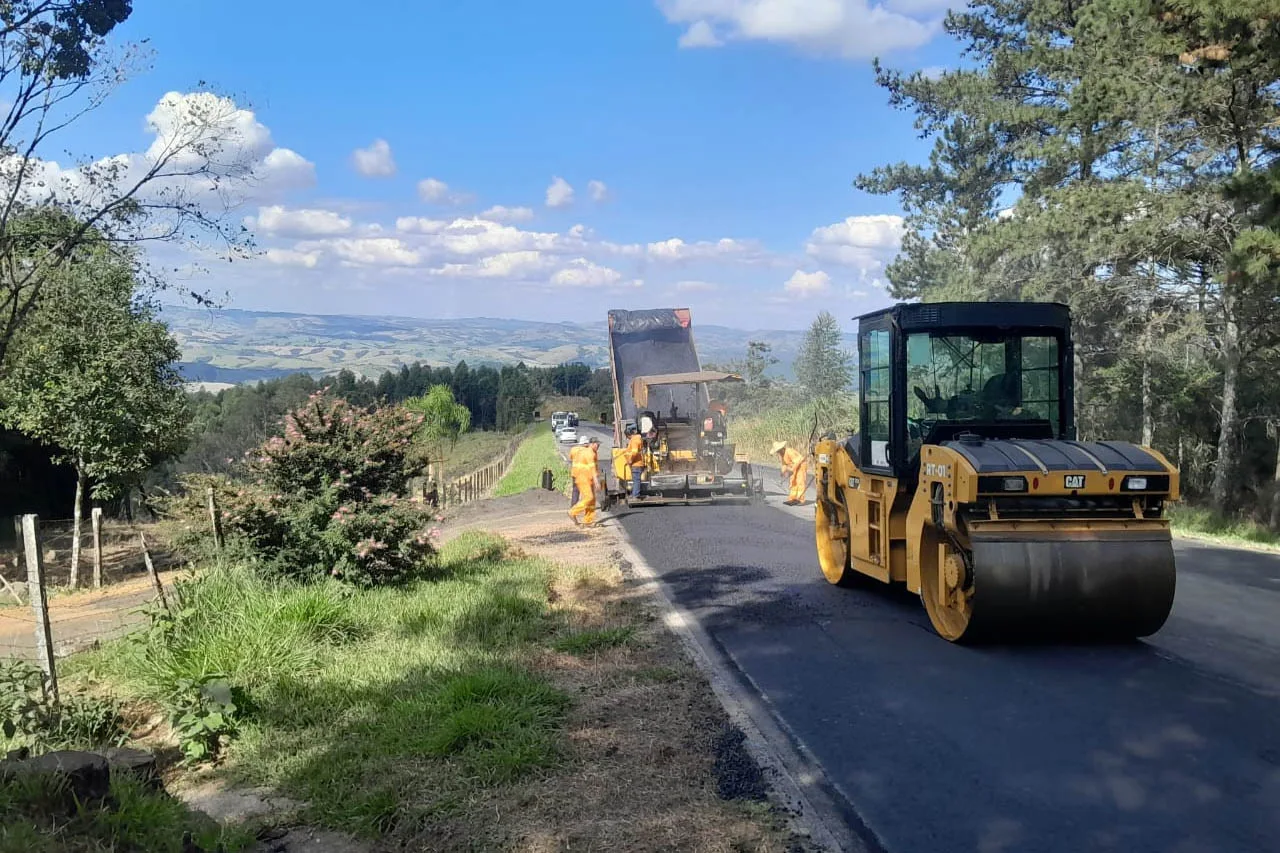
[3,430,539,692]
[0,514,179,672]
[410,426,534,509]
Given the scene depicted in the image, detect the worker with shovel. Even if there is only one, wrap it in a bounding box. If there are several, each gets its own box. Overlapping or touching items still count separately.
[772,440,808,506]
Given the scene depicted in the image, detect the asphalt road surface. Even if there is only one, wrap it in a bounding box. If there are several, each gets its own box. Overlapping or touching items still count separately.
[583,425,1280,853]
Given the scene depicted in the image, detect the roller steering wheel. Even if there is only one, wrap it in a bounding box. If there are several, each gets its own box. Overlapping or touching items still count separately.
[914,384,948,415]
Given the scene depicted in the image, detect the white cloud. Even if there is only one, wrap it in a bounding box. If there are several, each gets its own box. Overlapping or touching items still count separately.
[551,259,623,287]
[784,269,832,296]
[679,20,723,47]
[351,139,396,177]
[805,214,905,266]
[264,248,321,268]
[587,180,610,202]
[675,280,720,291]
[432,250,553,279]
[302,237,420,267]
[2,91,315,232]
[417,178,450,202]
[417,177,472,205]
[655,0,943,58]
[249,205,353,238]
[395,216,448,235]
[646,236,755,262]
[432,217,562,256]
[481,205,535,223]
[546,176,575,208]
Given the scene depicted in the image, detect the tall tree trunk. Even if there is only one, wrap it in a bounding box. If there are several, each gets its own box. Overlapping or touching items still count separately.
[69,463,86,588]
[1141,347,1155,448]
[1270,425,1280,532]
[1209,311,1242,510]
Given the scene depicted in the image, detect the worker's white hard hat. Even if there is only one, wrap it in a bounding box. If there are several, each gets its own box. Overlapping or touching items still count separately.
[578,436,591,445]
[771,440,787,454]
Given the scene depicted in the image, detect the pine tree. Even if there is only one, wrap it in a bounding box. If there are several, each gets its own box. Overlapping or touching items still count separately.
[795,312,853,399]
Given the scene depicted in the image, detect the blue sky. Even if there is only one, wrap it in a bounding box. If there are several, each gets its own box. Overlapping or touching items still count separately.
[48,0,960,331]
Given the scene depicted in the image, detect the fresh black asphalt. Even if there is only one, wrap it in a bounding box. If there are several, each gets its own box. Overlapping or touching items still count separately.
[613,492,1280,853]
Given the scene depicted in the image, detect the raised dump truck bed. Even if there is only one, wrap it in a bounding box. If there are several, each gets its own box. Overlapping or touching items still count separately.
[602,308,762,505]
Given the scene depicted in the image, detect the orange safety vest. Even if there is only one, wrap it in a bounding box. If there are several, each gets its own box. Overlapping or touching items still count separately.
[569,444,596,476]
[626,434,646,467]
[781,447,806,474]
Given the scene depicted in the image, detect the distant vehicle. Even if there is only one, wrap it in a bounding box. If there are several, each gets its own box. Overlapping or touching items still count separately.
[551,411,568,429]
[558,427,578,444]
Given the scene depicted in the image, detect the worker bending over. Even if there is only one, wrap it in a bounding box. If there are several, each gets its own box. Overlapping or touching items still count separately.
[625,425,646,499]
[772,440,808,506]
[569,435,600,526]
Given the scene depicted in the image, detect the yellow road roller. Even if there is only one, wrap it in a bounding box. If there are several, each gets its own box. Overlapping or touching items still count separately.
[813,301,1179,642]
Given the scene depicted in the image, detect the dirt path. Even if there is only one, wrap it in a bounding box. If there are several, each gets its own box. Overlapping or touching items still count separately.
[438,489,809,852]
[0,569,182,661]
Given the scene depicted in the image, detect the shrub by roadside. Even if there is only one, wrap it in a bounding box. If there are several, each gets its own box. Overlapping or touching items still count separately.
[163,391,436,586]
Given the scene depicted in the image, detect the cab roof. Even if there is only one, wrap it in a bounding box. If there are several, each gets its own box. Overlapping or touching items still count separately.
[855,301,1071,334]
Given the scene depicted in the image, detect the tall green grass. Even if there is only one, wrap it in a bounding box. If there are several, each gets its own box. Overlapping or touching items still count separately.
[1169,504,1280,548]
[0,771,254,853]
[68,533,569,839]
[493,424,570,497]
[728,396,858,462]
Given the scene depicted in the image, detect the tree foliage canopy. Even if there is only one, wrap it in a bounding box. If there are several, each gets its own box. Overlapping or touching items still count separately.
[796,311,854,399]
[859,0,1280,516]
[0,239,189,498]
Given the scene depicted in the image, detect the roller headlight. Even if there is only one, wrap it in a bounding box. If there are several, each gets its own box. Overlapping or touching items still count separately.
[977,476,1029,493]
[1121,474,1169,492]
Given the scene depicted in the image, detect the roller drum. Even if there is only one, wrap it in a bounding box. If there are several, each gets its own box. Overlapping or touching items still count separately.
[961,528,1177,642]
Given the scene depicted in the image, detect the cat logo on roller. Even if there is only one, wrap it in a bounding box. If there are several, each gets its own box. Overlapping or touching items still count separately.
[811,301,1179,643]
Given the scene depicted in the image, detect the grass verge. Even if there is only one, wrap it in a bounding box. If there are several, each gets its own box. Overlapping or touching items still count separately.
[493,424,570,497]
[0,770,254,853]
[56,519,799,851]
[1169,504,1280,550]
[69,532,567,839]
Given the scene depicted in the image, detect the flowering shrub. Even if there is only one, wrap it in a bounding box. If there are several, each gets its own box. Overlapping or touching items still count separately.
[168,393,436,586]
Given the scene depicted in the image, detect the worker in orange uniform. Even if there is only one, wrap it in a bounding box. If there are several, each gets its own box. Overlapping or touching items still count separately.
[569,435,600,526]
[625,425,646,499]
[772,440,808,506]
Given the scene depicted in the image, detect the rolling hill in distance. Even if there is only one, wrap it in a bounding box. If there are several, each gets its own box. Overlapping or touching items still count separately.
[161,305,858,386]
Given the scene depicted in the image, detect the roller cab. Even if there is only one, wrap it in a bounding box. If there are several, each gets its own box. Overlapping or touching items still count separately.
[813,301,1179,643]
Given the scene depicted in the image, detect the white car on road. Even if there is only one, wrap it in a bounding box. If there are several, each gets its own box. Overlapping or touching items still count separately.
[558,427,578,444]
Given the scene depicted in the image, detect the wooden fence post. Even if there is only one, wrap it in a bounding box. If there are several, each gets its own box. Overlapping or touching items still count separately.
[139,532,170,613]
[91,507,104,589]
[22,515,58,706]
[206,486,224,551]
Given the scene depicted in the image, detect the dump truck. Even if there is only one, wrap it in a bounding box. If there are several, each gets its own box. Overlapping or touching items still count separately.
[812,301,1179,643]
[601,308,763,505]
